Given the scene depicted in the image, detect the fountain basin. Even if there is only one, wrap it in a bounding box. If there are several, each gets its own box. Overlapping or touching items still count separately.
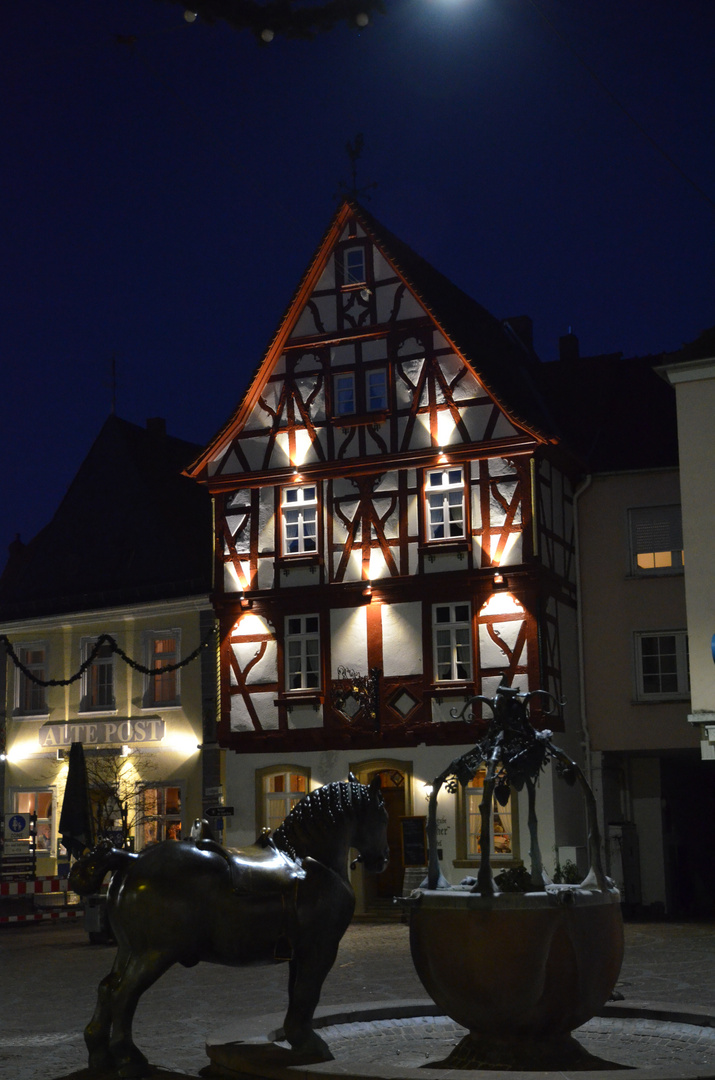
[407,886,624,1041]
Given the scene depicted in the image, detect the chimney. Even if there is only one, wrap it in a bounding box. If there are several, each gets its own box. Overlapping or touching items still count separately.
[503,316,533,352]
[559,331,580,362]
[146,417,166,438]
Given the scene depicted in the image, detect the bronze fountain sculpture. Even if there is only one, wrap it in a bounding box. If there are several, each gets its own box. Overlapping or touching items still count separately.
[406,681,624,1069]
[70,775,389,1079]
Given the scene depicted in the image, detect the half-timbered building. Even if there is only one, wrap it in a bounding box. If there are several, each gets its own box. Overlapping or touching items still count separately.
[187,199,585,909]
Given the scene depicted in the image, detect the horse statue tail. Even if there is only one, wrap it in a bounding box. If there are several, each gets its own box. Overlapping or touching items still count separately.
[69,839,135,896]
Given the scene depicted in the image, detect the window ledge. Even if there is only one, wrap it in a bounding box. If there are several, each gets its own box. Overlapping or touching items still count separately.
[420,540,470,555]
[277,553,322,568]
[626,570,684,580]
[332,411,388,428]
[78,709,118,717]
[425,684,476,700]
[631,696,690,706]
[275,691,324,709]
[12,711,50,721]
[141,703,182,712]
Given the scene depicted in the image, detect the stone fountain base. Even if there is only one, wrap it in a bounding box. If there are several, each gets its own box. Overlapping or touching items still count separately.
[203,999,715,1079]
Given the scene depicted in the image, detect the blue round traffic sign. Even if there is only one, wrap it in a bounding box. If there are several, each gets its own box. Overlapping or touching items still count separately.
[8,814,27,834]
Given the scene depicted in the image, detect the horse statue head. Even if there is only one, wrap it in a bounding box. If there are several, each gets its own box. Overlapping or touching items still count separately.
[272,773,389,878]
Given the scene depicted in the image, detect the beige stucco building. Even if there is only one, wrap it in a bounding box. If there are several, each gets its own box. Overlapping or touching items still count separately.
[662,340,715,756]
[0,416,219,890]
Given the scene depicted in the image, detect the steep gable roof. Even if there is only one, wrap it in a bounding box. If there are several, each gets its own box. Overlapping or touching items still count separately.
[0,415,212,621]
[537,352,678,473]
[186,199,558,480]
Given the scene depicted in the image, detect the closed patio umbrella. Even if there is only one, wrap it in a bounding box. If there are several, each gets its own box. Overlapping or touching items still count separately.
[59,742,95,860]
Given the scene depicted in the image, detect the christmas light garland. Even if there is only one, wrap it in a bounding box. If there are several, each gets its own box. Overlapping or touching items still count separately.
[0,626,216,689]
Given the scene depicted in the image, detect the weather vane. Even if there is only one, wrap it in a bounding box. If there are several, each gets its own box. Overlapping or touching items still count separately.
[337,133,378,201]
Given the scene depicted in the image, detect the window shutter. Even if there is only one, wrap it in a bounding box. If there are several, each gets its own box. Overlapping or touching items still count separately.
[630,505,683,554]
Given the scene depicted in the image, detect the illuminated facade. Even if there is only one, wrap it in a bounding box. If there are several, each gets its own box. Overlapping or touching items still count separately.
[0,416,217,880]
[187,200,586,908]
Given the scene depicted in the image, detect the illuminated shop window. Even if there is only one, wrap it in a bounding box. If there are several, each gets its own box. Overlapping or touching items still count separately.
[465,769,513,859]
[259,768,310,833]
[426,468,466,540]
[137,785,182,848]
[13,790,54,857]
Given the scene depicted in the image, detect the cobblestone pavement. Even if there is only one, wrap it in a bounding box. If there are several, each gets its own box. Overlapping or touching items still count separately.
[2,919,715,1080]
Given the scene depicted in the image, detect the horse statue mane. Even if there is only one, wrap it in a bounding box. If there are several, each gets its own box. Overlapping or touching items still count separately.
[273,777,381,861]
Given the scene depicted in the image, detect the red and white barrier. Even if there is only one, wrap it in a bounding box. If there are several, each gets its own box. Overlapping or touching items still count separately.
[0,877,68,896]
[0,908,81,924]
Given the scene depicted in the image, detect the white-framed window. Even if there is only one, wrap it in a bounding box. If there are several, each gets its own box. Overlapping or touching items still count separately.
[366,368,388,411]
[342,245,366,286]
[13,789,55,858]
[334,373,356,416]
[433,602,472,682]
[258,767,310,832]
[634,630,689,700]
[464,769,513,859]
[629,505,683,574]
[285,615,321,691]
[15,644,48,715]
[426,467,466,540]
[136,784,183,848]
[144,631,180,707]
[282,485,318,555]
[81,638,115,712]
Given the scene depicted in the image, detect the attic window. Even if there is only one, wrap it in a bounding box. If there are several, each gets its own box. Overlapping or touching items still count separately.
[342,246,366,287]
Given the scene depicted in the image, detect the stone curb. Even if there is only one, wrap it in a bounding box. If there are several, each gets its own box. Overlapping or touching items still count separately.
[205,1001,715,1080]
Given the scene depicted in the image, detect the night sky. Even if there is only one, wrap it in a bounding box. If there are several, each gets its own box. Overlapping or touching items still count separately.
[3,0,714,568]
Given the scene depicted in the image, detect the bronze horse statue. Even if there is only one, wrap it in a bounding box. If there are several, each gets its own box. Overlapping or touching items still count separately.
[70,776,389,1078]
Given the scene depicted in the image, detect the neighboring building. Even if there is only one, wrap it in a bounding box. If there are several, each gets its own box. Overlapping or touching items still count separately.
[541,345,713,918]
[186,198,587,911]
[661,328,715,755]
[0,416,217,881]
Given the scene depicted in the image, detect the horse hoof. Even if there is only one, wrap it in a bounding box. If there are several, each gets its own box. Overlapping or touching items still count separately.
[115,1050,151,1078]
[288,1032,334,1063]
[87,1049,114,1072]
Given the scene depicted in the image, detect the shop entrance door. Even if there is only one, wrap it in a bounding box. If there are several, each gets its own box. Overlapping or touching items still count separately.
[367,768,406,899]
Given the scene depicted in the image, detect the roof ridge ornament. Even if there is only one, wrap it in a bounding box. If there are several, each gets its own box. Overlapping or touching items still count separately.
[336,133,378,203]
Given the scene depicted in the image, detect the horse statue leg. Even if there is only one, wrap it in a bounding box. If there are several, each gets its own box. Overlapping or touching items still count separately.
[281,864,355,1061]
[105,949,175,1078]
[85,948,127,1071]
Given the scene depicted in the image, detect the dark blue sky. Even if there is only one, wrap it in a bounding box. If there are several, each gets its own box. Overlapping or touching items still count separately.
[3,0,714,567]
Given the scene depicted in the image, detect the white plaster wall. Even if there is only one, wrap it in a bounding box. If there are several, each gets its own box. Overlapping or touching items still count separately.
[330,607,368,676]
[230,640,278,685]
[382,602,423,677]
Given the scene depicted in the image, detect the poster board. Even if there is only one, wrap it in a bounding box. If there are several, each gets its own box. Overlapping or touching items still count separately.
[400,815,427,867]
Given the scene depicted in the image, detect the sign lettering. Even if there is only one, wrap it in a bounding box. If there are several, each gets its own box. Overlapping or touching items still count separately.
[38,720,166,749]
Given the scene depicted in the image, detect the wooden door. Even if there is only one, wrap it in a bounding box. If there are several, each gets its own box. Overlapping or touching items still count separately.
[368,769,406,898]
